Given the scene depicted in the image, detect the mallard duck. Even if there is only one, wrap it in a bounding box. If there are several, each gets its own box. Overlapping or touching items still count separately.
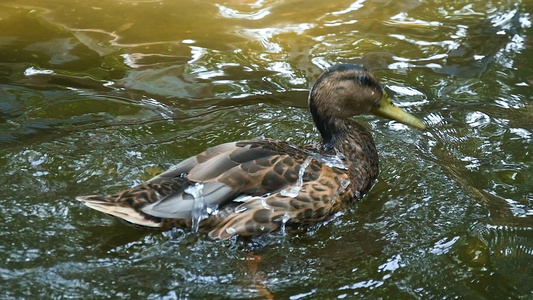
[76,64,425,239]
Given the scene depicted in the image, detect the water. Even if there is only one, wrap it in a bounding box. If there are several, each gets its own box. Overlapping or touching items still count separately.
[280,212,291,235]
[278,146,352,199]
[312,151,349,170]
[184,183,206,232]
[1,0,533,298]
[280,156,313,197]
[290,144,350,170]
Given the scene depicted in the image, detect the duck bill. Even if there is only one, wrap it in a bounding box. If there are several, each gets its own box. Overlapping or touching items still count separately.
[371,93,426,130]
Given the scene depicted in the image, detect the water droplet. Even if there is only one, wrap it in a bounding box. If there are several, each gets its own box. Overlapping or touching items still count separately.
[280,212,291,235]
[225,227,236,234]
[290,145,348,170]
[235,205,247,213]
[281,156,313,198]
[206,205,219,215]
[185,183,207,232]
[313,148,348,170]
[261,198,272,211]
[341,179,351,189]
[338,179,351,194]
[280,187,300,198]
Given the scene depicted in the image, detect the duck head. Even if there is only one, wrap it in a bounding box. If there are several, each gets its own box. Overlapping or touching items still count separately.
[309,64,425,144]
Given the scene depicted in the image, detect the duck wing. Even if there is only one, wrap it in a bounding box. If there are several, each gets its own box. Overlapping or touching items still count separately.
[77,139,308,226]
[95,139,308,222]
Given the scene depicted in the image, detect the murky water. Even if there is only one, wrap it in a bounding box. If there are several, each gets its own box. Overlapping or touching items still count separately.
[1,0,532,298]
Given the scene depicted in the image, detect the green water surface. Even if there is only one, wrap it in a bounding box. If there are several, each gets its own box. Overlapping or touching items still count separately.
[1,0,532,298]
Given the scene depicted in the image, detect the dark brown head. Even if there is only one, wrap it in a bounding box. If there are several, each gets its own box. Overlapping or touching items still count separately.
[309,64,383,120]
[308,64,425,144]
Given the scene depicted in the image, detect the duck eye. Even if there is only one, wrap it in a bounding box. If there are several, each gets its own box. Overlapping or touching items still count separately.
[358,76,372,86]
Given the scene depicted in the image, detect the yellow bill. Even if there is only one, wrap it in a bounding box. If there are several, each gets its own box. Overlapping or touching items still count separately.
[371,92,426,130]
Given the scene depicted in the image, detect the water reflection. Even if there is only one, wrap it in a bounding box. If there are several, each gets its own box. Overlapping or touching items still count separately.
[1,0,532,298]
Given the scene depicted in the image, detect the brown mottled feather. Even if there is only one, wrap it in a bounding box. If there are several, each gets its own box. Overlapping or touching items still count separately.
[76,63,420,239]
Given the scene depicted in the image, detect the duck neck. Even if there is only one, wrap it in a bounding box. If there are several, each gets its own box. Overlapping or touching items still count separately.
[309,99,379,195]
[309,97,352,148]
[309,98,341,147]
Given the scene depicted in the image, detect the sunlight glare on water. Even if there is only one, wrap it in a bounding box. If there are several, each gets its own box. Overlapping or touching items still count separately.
[0,0,532,298]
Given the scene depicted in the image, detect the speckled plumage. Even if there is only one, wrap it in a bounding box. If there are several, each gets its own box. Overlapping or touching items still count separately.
[77,63,423,239]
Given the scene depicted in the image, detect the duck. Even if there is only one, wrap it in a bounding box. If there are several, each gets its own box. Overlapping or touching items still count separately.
[76,63,426,240]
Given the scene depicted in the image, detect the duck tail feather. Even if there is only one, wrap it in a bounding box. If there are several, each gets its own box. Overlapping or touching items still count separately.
[76,195,163,228]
